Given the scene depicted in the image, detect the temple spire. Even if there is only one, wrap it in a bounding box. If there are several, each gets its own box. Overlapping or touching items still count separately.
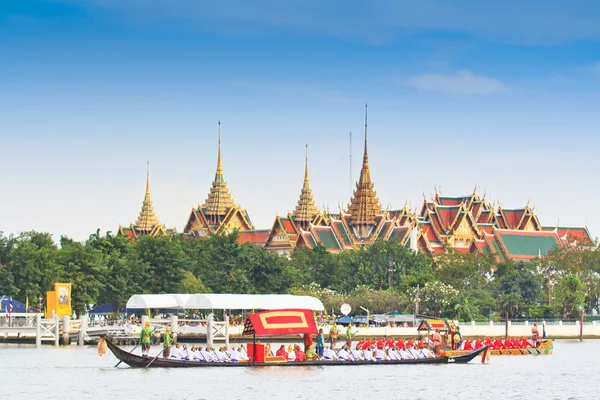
[347,103,382,239]
[294,144,319,228]
[203,121,236,223]
[364,103,368,156]
[135,162,161,233]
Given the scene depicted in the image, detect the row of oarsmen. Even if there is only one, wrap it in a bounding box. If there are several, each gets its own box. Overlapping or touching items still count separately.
[319,343,436,361]
[169,343,249,362]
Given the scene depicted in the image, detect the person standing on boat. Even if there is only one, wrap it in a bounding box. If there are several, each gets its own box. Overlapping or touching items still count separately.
[453,327,463,350]
[162,326,173,359]
[345,324,353,348]
[303,332,313,353]
[316,328,325,358]
[329,323,339,347]
[140,321,152,357]
[531,322,539,347]
[431,328,443,356]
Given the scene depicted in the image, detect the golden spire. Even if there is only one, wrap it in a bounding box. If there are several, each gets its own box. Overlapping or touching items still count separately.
[135,161,161,233]
[203,121,236,223]
[293,144,319,227]
[347,104,382,238]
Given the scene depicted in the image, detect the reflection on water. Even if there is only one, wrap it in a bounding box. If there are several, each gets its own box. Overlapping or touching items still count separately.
[1,341,597,400]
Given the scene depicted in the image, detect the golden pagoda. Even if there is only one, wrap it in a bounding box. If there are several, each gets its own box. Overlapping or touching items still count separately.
[293,144,320,229]
[184,121,254,236]
[347,104,382,239]
[118,163,175,239]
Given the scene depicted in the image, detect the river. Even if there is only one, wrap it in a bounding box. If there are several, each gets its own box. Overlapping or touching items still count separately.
[1,340,596,400]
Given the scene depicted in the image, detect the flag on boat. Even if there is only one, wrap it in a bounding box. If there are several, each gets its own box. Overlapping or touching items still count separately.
[9,298,14,314]
[243,309,318,336]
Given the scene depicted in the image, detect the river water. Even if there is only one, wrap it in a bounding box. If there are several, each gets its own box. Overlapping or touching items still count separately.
[1,340,596,400]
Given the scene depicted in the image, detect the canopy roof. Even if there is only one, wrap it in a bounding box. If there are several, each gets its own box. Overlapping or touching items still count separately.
[126,294,324,311]
[242,309,318,335]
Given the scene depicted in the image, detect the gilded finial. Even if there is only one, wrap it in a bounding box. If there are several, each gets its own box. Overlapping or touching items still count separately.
[304,143,309,183]
[146,160,150,196]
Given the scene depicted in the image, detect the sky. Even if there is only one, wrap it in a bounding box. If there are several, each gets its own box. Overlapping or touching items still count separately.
[1,0,600,242]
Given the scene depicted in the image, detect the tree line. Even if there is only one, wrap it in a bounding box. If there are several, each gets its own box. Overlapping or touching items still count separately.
[0,229,598,321]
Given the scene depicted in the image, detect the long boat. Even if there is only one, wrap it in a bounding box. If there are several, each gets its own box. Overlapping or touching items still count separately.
[107,308,489,368]
[445,340,553,357]
[106,338,488,368]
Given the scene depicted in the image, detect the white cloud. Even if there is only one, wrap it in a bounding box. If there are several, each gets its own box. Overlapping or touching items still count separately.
[407,71,506,95]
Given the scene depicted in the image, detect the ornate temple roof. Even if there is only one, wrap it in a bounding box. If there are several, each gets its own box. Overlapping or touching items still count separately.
[347,104,382,229]
[293,144,319,223]
[202,121,237,219]
[135,162,161,232]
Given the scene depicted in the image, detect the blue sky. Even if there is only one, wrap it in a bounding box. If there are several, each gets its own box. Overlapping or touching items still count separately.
[1,0,600,241]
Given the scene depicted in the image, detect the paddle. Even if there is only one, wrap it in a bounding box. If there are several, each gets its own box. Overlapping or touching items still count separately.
[145,347,166,368]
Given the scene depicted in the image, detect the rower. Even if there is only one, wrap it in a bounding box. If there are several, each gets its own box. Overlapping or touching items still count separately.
[363,346,375,361]
[170,343,184,360]
[198,346,213,362]
[229,347,245,362]
[323,345,338,360]
[408,344,422,359]
[215,347,231,362]
[399,345,413,360]
[338,346,353,361]
[375,347,389,361]
[295,344,306,361]
[420,345,434,358]
[351,345,364,361]
[388,345,401,361]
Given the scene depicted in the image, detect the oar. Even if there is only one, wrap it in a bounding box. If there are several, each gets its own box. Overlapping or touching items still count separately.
[145,347,166,368]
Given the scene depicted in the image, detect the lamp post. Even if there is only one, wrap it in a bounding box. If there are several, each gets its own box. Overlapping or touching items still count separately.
[387,257,396,289]
[579,305,584,342]
[360,306,370,328]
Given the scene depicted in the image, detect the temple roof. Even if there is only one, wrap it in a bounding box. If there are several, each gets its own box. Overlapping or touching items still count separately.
[202,121,237,218]
[134,163,162,232]
[293,144,319,222]
[347,104,381,227]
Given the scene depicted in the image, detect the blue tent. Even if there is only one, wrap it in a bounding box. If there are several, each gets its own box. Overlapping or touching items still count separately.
[336,315,353,325]
[88,303,124,315]
[0,296,27,313]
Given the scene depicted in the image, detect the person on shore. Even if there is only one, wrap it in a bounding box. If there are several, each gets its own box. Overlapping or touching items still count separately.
[316,328,325,358]
[329,323,339,347]
[162,326,173,359]
[531,322,539,347]
[140,321,152,357]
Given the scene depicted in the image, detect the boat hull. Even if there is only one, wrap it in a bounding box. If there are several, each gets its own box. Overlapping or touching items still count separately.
[106,340,487,368]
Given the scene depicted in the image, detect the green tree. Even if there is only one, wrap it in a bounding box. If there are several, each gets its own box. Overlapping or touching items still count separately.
[552,274,586,319]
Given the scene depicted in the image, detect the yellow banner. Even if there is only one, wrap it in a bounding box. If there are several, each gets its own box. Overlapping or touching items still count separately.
[45,291,56,318]
[55,283,72,317]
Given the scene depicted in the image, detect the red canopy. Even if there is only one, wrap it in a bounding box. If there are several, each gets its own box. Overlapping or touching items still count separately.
[242,309,318,336]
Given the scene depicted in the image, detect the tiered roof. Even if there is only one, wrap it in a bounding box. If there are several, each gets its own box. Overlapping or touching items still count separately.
[202,121,237,222]
[347,104,382,238]
[293,144,320,227]
[118,163,175,240]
